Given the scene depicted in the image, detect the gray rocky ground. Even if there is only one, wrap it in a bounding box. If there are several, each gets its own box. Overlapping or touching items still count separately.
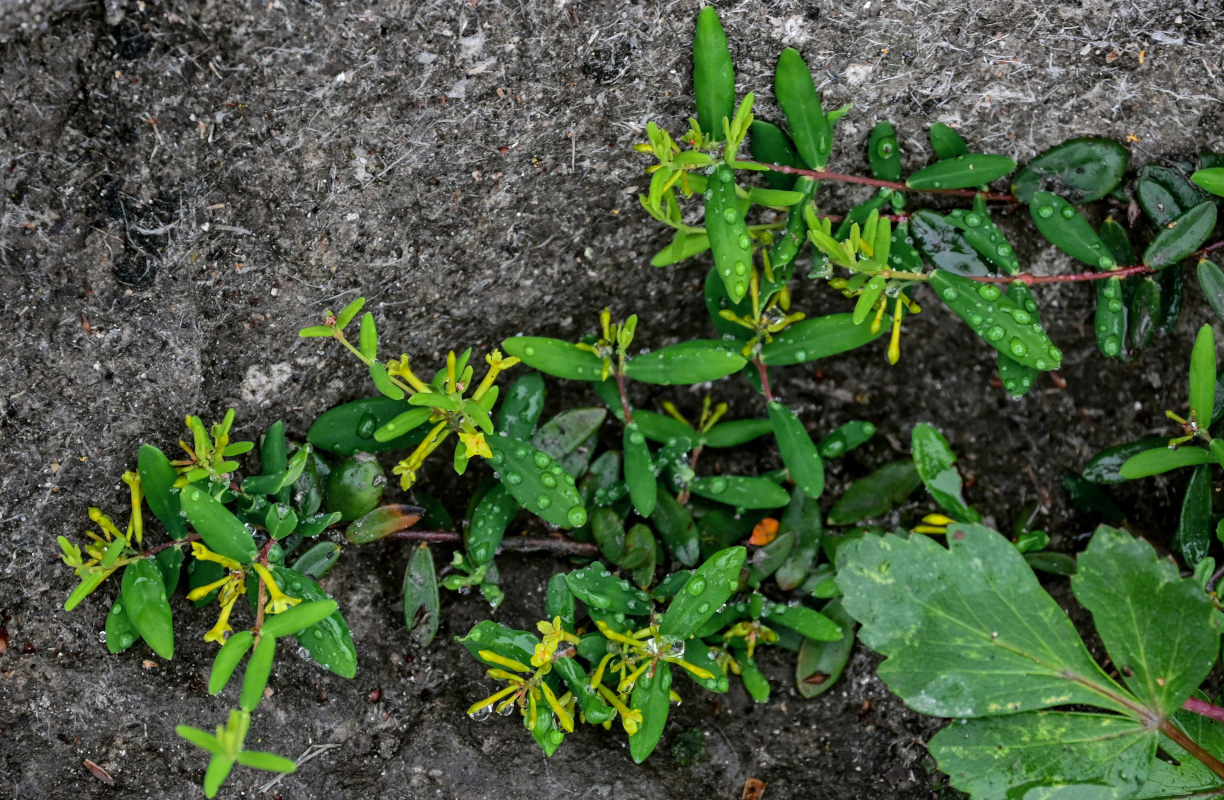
[1,0,1222,798]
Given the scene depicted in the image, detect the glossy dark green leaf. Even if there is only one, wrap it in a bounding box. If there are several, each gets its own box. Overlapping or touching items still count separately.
[1137,165,1209,227]
[291,541,342,580]
[651,489,700,567]
[240,632,276,711]
[497,371,546,440]
[628,661,672,762]
[552,655,615,725]
[624,341,746,385]
[866,120,901,181]
[267,565,356,678]
[1119,446,1217,479]
[749,120,798,190]
[687,475,789,509]
[705,164,753,304]
[946,196,1019,275]
[1029,191,1114,267]
[762,600,840,641]
[545,572,576,632]
[930,271,1062,371]
[693,6,734,142]
[1144,201,1217,269]
[703,418,773,447]
[907,154,1015,190]
[928,122,969,160]
[795,599,855,698]
[659,546,746,638]
[307,396,428,455]
[624,523,656,588]
[912,423,979,522]
[775,48,829,169]
[1073,525,1219,713]
[344,504,423,545]
[1095,275,1127,359]
[827,461,921,526]
[1083,437,1169,484]
[764,177,817,287]
[1023,551,1077,576]
[631,410,697,447]
[995,283,1042,398]
[1012,137,1128,203]
[105,594,139,654]
[775,488,824,591]
[704,266,754,340]
[768,401,824,499]
[817,421,875,459]
[1199,259,1224,327]
[154,547,183,597]
[208,629,254,694]
[910,210,992,276]
[138,444,187,539]
[532,407,605,476]
[1127,276,1162,352]
[121,558,174,659]
[759,313,882,365]
[181,486,256,564]
[1192,167,1224,197]
[501,337,605,382]
[262,599,339,638]
[486,434,587,528]
[1176,465,1213,566]
[402,545,440,645]
[622,423,657,518]
[466,485,517,566]
[565,561,651,620]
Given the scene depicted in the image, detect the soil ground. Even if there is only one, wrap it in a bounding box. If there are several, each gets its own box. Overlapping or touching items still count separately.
[1,1,1222,798]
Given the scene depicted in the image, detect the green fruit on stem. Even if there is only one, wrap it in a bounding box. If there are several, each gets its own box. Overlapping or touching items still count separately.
[324,453,386,521]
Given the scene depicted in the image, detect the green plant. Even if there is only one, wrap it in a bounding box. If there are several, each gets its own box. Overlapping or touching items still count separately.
[638,7,1223,398]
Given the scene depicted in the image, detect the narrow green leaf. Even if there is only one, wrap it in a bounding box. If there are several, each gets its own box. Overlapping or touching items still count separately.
[628,661,672,762]
[235,750,297,773]
[344,504,423,545]
[911,423,979,523]
[402,545,440,645]
[652,229,711,267]
[852,276,886,325]
[266,565,356,678]
[176,725,223,756]
[368,361,404,400]
[1029,191,1115,267]
[907,154,1015,190]
[660,546,746,638]
[1190,324,1217,426]
[622,424,657,517]
[502,336,605,381]
[688,475,789,509]
[761,602,840,641]
[203,754,236,798]
[867,121,901,181]
[1082,437,1170,484]
[838,525,1132,717]
[1192,167,1224,197]
[826,461,921,525]
[928,122,969,160]
[1127,276,1162,352]
[105,594,139,653]
[930,271,1063,371]
[335,297,365,331]
[736,653,770,702]
[703,418,772,447]
[298,325,333,338]
[358,312,377,360]
[1176,465,1213,567]
[496,372,546,440]
[1119,447,1216,479]
[795,600,855,698]
[650,489,700,567]
[565,562,651,622]
[945,197,1019,275]
[1137,165,1209,227]
[486,435,587,528]
[693,6,734,142]
[759,313,882,365]
[631,410,697,447]
[262,599,339,638]
[121,558,174,659]
[1012,137,1128,203]
[465,484,517,565]
[138,444,187,539]
[817,420,875,459]
[909,210,992,276]
[1144,201,1217,269]
[775,48,829,169]
[1198,259,1224,327]
[775,488,824,591]
[746,187,806,208]
[624,340,746,385]
[209,630,254,694]
[1072,525,1219,713]
[1096,276,1127,360]
[767,401,824,499]
[705,163,753,304]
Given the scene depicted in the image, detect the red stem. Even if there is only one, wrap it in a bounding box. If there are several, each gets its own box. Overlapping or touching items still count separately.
[385,529,599,557]
[140,533,200,557]
[742,160,1014,201]
[966,264,1156,285]
[614,369,634,425]
[754,357,774,403]
[1184,696,1224,724]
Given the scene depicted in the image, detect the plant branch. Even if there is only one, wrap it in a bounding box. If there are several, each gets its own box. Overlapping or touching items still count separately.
[753,356,774,403]
[140,533,200,557]
[614,369,634,425]
[385,529,599,557]
[1184,696,1224,724]
[966,264,1156,285]
[741,160,1014,201]
[1161,717,1224,782]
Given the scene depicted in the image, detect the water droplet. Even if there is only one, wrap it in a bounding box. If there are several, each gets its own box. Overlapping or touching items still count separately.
[1098,256,1115,269]
[498,703,515,717]
[986,325,1005,342]
[567,507,587,527]
[964,213,982,227]
[357,413,377,438]
[1009,338,1028,357]
[629,431,645,446]
[824,441,844,455]
[506,472,523,485]
[1060,206,1075,219]
[940,287,959,302]
[1108,299,1122,312]
[313,629,324,639]
[548,730,564,745]
[1048,347,1062,361]
[733,280,746,296]
[1034,358,1048,370]
[708,477,728,494]
[703,189,714,201]
[469,705,493,721]
[1011,310,1032,325]
[738,234,751,249]
[722,209,736,223]
[468,629,483,642]
[534,452,550,468]
[733,261,747,276]
[687,578,707,596]
[537,495,552,510]
[977,285,1001,301]
[523,346,536,357]
[969,314,984,327]
[1103,335,1120,356]
[1036,206,1054,219]
[472,546,488,562]
[996,244,1013,258]
[794,350,807,361]
[541,474,558,488]
[587,592,611,609]
[515,447,529,459]
[696,602,710,614]
[719,169,734,183]
[112,603,123,614]
[716,677,730,691]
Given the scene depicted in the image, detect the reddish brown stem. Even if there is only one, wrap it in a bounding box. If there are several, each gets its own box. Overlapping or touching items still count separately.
[753,357,774,403]
[614,369,634,425]
[139,533,200,557]
[742,160,1014,202]
[1161,718,1224,782]
[1184,696,1224,724]
[965,264,1156,285]
[385,529,599,558]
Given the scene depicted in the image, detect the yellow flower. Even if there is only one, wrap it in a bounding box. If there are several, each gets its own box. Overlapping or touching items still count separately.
[203,595,238,645]
[190,541,243,571]
[458,430,492,460]
[253,563,301,614]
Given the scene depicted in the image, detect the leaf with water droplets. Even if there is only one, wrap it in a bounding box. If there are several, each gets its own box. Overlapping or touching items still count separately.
[868,121,902,181]
[622,423,657,518]
[1029,191,1112,267]
[759,313,882,365]
[1137,165,1210,227]
[564,561,651,623]
[307,397,427,455]
[659,546,746,638]
[775,48,829,169]
[687,475,789,509]
[910,210,992,276]
[705,164,753,304]
[624,340,747,385]
[1012,137,1128,203]
[121,558,174,659]
[907,154,1015,190]
[651,490,700,567]
[401,544,440,646]
[138,444,187,539]
[929,270,1063,371]
[262,565,356,679]
[1144,201,1217,270]
[1096,275,1127,361]
[105,594,139,654]
[486,434,587,529]
[501,337,604,382]
[496,371,546,441]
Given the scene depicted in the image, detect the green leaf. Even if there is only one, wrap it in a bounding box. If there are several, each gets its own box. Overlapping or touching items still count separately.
[911,423,979,523]
[838,525,1132,717]
[1176,465,1213,567]
[239,632,276,710]
[628,661,672,762]
[774,488,824,591]
[767,401,824,499]
[344,504,423,544]
[335,297,365,331]
[747,530,795,588]
[1119,447,1216,479]
[373,408,432,443]
[203,754,236,798]
[631,410,697,447]
[368,361,404,400]
[176,725,223,756]
[693,6,734,142]
[268,566,356,678]
[1012,137,1128,204]
[775,48,829,169]
[624,524,656,588]
[466,484,517,565]
[852,275,886,325]
[1083,437,1170,484]
[298,325,333,338]
[486,434,587,528]
[945,196,1019,275]
[651,230,711,267]
[795,599,855,698]
[746,187,806,207]
[1135,703,1224,797]
[138,444,187,539]
[909,210,992,276]
[307,397,428,455]
[402,545,440,645]
[1192,167,1224,197]
[907,154,1015,190]
[660,546,746,638]
[1096,276,1127,360]
[750,120,798,190]
[591,508,626,564]
[827,461,921,526]
[651,489,700,567]
[105,594,139,653]
[1191,324,1217,427]
[867,121,901,181]
[736,652,770,702]
[358,312,377,360]
[759,313,883,365]
[705,164,753,304]
[262,599,339,638]
[1072,525,1219,713]
[1029,191,1115,268]
[565,562,651,621]
[764,177,818,285]
[1126,276,1162,353]
[928,122,969,160]
[687,475,789,509]
[930,271,1063,371]
[703,418,773,447]
[1144,201,1217,269]
[209,629,254,694]
[121,558,174,659]
[501,336,605,381]
[496,372,546,440]
[1198,259,1224,327]
[1137,165,1210,227]
[761,602,840,641]
[235,750,297,773]
[817,420,876,459]
[930,712,1154,800]
[624,341,746,384]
